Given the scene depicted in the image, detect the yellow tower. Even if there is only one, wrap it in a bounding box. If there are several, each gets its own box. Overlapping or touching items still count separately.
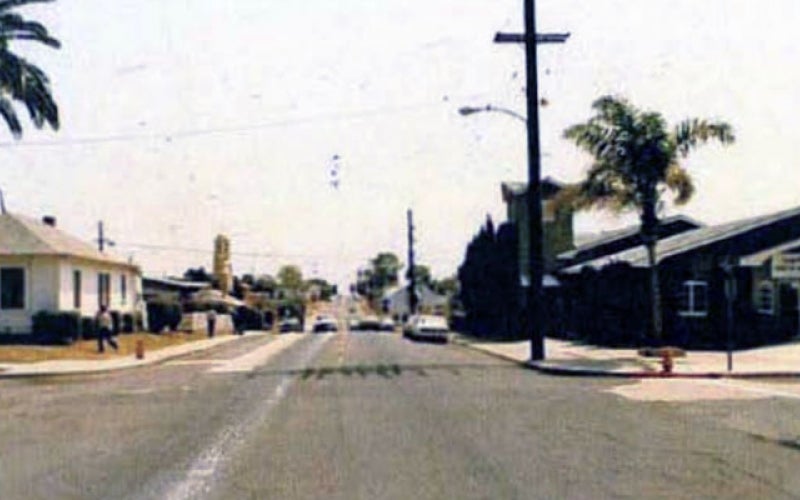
[213,234,232,294]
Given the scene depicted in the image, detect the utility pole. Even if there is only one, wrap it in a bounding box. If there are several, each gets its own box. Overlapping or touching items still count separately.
[495,1,569,361]
[407,209,418,316]
[97,221,114,252]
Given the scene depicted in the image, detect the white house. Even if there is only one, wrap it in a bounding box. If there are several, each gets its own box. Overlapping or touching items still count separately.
[381,284,449,320]
[0,213,142,335]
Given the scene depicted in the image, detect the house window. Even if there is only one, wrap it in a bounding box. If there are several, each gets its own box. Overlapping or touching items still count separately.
[0,268,25,309]
[73,270,82,309]
[98,273,110,308]
[678,280,708,317]
[757,281,775,315]
[120,275,127,306]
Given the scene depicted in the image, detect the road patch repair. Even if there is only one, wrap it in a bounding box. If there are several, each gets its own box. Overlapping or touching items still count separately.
[207,333,309,373]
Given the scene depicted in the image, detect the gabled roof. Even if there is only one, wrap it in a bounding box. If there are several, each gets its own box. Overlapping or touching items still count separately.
[562,205,800,273]
[382,284,448,305]
[558,215,704,262]
[0,212,135,268]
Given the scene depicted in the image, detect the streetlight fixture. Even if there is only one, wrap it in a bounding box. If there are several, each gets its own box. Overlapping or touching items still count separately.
[458,105,528,124]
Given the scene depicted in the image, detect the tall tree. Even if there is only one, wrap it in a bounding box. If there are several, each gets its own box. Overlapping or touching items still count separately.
[277,265,304,292]
[370,252,401,290]
[410,264,431,287]
[0,0,60,139]
[561,95,734,341]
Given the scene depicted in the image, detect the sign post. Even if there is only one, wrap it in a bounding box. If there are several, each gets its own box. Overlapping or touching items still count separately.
[721,256,738,372]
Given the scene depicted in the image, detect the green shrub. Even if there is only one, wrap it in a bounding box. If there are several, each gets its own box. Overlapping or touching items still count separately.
[80,316,97,339]
[233,306,262,331]
[110,310,121,334]
[119,312,144,333]
[146,301,182,333]
[32,311,80,344]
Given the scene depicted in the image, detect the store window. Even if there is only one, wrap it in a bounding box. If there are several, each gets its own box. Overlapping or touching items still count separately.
[757,281,775,315]
[1,268,25,309]
[678,280,708,317]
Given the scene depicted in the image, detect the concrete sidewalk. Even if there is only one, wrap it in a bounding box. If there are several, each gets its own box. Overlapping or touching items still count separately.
[0,332,268,378]
[454,335,800,378]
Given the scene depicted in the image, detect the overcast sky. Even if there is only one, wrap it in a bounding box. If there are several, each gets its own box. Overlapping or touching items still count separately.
[3,0,799,286]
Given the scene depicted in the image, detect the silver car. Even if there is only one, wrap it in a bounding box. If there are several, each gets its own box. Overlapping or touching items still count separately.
[406,315,450,343]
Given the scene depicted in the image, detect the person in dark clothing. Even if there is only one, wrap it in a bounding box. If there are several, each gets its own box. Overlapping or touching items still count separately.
[206,308,217,338]
[96,305,118,353]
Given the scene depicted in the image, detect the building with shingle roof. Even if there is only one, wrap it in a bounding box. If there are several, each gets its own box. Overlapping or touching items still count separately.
[556,205,800,348]
[0,213,142,335]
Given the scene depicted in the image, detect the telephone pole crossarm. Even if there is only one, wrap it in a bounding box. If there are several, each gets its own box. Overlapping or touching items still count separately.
[494,32,570,44]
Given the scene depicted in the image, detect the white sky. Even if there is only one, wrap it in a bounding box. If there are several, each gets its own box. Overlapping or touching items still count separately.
[3,0,799,287]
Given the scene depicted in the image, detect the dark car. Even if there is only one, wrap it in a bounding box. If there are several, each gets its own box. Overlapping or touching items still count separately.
[359,315,381,331]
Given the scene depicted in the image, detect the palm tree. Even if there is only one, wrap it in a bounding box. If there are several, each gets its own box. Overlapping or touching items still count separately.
[561,95,734,342]
[0,0,60,139]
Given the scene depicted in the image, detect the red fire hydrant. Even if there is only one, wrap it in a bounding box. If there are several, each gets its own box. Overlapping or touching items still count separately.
[135,339,145,360]
[661,349,673,374]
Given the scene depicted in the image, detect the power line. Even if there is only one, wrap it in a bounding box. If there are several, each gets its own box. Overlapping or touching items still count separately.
[114,241,376,261]
[0,99,454,149]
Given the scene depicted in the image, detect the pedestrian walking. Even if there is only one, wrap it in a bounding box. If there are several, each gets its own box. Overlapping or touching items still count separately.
[206,308,217,338]
[96,305,118,353]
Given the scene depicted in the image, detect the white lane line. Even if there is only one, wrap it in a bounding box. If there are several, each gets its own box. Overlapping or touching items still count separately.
[208,334,305,373]
[158,334,333,500]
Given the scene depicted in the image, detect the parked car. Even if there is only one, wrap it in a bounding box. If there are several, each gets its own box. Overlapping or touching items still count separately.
[279,317,303,333]
[405,314,450,343]
[379,317,396,332]
[348,316,362,331]
[312,315,338,333]
[359,315,381,331]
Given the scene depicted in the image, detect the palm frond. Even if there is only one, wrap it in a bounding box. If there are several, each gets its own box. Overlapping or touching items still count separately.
[0,13,60,47]
[0,96,21,137]
[0,0,55,13]
[664,165,694,205]
[674,118,735,157]
[0,49,58,134]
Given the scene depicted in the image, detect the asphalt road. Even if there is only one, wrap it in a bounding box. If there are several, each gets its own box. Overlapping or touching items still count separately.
[2,329,800,499]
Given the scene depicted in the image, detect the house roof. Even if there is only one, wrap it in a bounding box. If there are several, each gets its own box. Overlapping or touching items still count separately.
[0,212,136,269]
[562,205,800,273]
[142,276,211,290]
[558,214,704,261]
[382,284,448,306]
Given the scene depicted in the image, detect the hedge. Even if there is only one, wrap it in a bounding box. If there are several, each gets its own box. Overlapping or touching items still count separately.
[146,301,182,333]
[32,311,81,344]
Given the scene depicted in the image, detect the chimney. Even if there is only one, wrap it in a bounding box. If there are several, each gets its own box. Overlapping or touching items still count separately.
[42,216,56,227]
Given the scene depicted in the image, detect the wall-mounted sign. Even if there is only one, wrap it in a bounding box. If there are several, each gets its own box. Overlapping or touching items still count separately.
[772,252,800,279]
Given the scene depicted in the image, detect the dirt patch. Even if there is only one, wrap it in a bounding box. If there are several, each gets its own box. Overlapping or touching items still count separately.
[0,332,229,363]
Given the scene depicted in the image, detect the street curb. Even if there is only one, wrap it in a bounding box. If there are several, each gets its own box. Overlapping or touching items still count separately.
[0,332,265,379]
[453,337,800,380]
[451,338,530,367]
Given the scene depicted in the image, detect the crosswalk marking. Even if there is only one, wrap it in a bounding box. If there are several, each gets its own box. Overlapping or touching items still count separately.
[207,334,306,373]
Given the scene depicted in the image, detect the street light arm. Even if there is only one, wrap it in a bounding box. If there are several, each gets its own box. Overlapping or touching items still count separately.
[458,104,527,124]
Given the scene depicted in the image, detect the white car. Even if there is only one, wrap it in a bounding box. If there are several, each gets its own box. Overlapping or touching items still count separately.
[406,315,450,343]
[379,317,396,332]
[312,315,338,333]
